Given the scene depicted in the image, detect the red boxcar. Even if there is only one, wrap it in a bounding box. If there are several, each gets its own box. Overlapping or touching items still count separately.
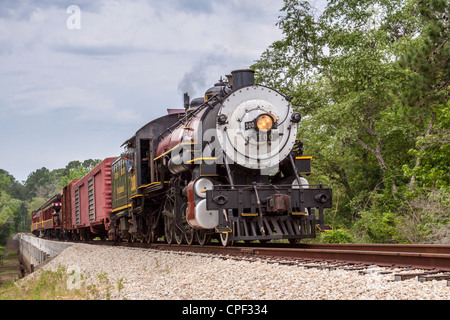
[71,158,116,240]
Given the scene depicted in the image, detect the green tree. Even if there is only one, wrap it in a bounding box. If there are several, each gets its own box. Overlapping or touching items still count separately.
[0,169,25,199]
[0,192,23,245]
[0,158,104,245]
[252,0,449,242]
[398,0,449,189]
[0,170,26,244]
[24,167,62,200]
[58,159,101,187]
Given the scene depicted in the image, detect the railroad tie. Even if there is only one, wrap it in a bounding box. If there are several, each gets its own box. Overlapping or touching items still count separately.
[418,273,450,283]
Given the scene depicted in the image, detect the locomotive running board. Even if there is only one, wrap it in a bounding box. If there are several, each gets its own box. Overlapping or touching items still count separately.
[316,224,333,232]
[215,226,232,234]
[228,215,316,241]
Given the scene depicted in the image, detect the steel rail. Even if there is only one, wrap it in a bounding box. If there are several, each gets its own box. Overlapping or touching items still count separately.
[250,247,450,271]
[49,235,450,272]
[110,242,450,271]
[296,243,450,255]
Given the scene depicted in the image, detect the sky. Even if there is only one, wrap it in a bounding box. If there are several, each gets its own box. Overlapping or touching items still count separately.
[0,0,325,183]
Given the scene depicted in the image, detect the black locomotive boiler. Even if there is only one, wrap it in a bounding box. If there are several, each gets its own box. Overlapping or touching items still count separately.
[109,69,332,246]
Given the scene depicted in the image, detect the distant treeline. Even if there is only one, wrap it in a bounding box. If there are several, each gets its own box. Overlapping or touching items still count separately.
[0,159,101,246]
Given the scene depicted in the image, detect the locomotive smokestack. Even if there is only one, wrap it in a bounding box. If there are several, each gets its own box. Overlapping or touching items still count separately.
[231,69,255,90]
[183,92,190,109]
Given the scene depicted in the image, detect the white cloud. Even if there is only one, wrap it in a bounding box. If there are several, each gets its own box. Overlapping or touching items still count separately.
[46,0,282,58]
[0,0,285,181]
[9,86,139,122]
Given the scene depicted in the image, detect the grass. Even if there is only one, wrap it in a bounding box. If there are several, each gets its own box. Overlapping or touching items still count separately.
[1,265,84,300]
[0,264,126,300]
[0,247,21,288]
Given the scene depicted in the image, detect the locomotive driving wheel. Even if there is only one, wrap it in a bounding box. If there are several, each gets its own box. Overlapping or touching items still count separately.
[185,228,195,245]
[164,215,174,244]
[163,198,175,245]
[219,209,234,247]
[196,229,210,246]
[174,226,184,244]
[146,229,157,243]
[174,203,188,245]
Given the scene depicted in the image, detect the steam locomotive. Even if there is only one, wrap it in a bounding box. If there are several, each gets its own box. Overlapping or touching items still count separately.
[32,69,332,246]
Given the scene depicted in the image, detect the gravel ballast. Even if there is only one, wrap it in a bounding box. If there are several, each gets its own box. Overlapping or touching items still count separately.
[23,243,449,300]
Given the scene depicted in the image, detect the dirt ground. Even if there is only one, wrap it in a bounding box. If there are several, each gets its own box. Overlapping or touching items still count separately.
[0,237,21,287]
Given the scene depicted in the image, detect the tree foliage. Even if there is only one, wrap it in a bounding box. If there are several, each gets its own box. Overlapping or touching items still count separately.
[58,159,101,188]
[0,170,25,245]
[252,0,449,243]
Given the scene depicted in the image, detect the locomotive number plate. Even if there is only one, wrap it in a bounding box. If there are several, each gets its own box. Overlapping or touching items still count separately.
[245,121,255,130]
[256,133,274,141]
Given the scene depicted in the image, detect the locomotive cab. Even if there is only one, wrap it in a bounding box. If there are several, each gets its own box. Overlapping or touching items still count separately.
[110,111,185,241]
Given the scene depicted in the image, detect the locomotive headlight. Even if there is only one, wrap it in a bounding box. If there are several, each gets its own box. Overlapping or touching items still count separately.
[256,114,275,131]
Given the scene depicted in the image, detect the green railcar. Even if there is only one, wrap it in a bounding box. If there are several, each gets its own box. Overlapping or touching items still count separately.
[111,155,138,213]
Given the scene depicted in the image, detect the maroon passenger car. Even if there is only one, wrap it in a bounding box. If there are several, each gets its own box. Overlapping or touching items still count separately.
[31,194,62,238]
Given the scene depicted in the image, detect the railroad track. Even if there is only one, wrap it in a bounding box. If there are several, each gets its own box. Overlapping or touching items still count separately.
[27,234,449,285]
[140,242,450,284]
[95,240,450,273]
[247,243,450,271]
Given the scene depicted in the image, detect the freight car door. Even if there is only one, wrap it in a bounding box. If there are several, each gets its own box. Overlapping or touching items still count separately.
[88,176,95,222]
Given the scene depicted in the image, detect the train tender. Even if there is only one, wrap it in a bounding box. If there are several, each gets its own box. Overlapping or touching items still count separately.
[109,69,333,246]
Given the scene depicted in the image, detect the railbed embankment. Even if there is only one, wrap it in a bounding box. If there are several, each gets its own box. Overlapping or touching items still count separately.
[17,243,450,300]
